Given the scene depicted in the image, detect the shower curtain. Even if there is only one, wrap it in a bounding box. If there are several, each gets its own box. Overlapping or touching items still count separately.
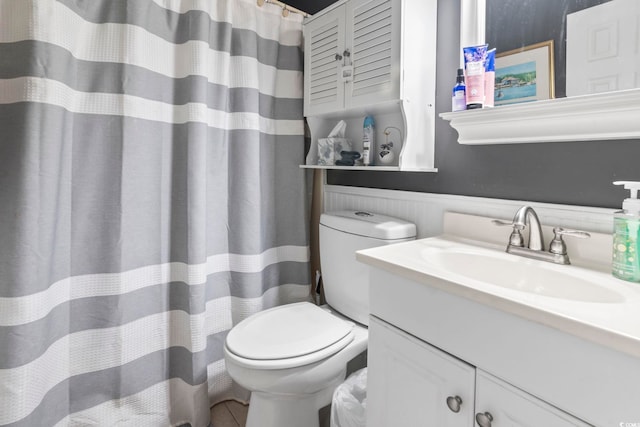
[0,0,310,425]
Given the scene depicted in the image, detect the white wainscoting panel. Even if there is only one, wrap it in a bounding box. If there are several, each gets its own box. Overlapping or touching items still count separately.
[324,185,615,238]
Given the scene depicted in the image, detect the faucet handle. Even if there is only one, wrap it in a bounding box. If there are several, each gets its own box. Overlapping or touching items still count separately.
[492,219,525,229]
[492,219,525,247]
[549,227,591,255]
[553,227,591,238]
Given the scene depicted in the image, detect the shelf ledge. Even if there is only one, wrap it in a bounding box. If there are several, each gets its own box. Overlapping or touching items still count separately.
[439,88,640,145]
[299,165,438,172]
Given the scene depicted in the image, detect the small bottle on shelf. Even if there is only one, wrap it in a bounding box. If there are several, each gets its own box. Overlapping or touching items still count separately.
[362,115,375,166]
[452,68,466,112]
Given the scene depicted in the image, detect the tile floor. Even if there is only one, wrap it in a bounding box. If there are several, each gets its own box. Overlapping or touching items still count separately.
[210,400,248,427]
[211,399,333,427]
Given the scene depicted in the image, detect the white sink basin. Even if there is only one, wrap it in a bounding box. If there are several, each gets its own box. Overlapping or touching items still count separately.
[420,246,625,303]
[356,215,640,361]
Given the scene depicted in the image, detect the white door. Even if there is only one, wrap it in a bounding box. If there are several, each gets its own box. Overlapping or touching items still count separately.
[474,370,590,427]
[303,5,346,116]
[345,0,401,109]
[566,0,640,96]
[367,317,475,427]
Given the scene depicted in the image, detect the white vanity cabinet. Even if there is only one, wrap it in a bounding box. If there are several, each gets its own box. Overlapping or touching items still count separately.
[359,215,640,426]
[364,265,640,426]
[367,316,589,427]
[301,0,438,171]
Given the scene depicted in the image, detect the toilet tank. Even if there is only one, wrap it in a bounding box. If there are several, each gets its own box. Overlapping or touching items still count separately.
[319,211,416,326]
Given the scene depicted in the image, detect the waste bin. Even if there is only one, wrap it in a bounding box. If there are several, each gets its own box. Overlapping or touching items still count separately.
[330,368,367,427]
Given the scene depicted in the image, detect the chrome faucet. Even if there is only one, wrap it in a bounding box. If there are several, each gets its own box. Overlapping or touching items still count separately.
[493,205,590,265]
[511,206,544,251]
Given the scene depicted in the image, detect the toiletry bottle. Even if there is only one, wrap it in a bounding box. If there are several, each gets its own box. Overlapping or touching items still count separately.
[362,115,375,166]
[452,68,466,112]
[484,48,496,108]
[612,181,640,282]
[463,44,488,109]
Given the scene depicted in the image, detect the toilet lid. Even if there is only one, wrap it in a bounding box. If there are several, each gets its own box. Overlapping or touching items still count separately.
[225,302,354,361]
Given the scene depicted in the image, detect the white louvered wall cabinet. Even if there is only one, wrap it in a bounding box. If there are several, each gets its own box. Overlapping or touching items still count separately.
[302,0,438,171]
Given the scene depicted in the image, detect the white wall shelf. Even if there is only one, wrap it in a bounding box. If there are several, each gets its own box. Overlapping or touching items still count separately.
[302,0,438,171]
[300,164,437,172]
[440,88,640,145]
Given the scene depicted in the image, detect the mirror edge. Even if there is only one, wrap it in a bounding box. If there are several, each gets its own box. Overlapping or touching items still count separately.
[459,0,486,67]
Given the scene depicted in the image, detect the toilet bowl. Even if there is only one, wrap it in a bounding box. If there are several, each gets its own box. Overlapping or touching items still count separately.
[225,303,368,427]
[224,211,416,427]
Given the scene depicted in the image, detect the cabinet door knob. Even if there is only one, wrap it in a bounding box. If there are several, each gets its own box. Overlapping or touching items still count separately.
[445,395,462,413]
[335,53,343,61]
[475,411,494,427]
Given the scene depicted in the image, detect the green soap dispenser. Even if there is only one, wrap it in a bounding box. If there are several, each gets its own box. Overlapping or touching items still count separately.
[613,181,640,282]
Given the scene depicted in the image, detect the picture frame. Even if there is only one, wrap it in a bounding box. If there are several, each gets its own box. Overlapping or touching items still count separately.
[495,40,555,106]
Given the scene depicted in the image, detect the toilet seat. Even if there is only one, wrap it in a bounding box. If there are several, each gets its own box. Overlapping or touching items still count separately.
[225,302,355,370]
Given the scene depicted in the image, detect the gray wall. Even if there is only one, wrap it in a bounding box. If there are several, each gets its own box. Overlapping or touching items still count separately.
[298,0,640,209]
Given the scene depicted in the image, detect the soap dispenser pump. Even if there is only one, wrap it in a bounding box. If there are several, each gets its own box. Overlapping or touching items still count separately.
[612,181,640,282]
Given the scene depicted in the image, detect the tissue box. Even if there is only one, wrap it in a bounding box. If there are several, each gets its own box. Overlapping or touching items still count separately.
[317,138,352,165]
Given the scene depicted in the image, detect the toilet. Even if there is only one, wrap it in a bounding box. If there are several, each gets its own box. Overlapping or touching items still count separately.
[224,210,416,427]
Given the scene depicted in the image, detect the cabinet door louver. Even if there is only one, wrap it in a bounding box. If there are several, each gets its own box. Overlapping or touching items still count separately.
[308,18,341,106]
[351,0,394,98]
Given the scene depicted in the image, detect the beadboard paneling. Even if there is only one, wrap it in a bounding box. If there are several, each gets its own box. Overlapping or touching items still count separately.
[324,185,615,238]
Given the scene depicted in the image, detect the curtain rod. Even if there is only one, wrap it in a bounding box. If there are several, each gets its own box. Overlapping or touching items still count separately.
[257,0,310,17]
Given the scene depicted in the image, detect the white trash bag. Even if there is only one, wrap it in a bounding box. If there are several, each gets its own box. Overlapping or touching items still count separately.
[330,368,367,427]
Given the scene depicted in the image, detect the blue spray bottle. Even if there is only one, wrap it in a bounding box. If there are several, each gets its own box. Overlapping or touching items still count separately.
[362,116,375,166]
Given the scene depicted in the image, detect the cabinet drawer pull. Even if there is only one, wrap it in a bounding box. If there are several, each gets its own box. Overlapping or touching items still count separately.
[446,395,462,413]
[475,411,494,427]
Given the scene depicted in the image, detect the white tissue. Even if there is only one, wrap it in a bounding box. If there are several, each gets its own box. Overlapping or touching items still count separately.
[328,120,347,138]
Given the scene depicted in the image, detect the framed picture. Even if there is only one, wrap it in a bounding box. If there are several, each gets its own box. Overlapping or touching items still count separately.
[495,40,555,106]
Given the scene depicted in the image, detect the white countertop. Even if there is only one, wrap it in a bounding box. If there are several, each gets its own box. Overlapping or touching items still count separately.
[356,214,640,359]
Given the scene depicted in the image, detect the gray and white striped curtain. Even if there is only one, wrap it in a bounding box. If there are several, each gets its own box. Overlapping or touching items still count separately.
[0,0,310,425]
